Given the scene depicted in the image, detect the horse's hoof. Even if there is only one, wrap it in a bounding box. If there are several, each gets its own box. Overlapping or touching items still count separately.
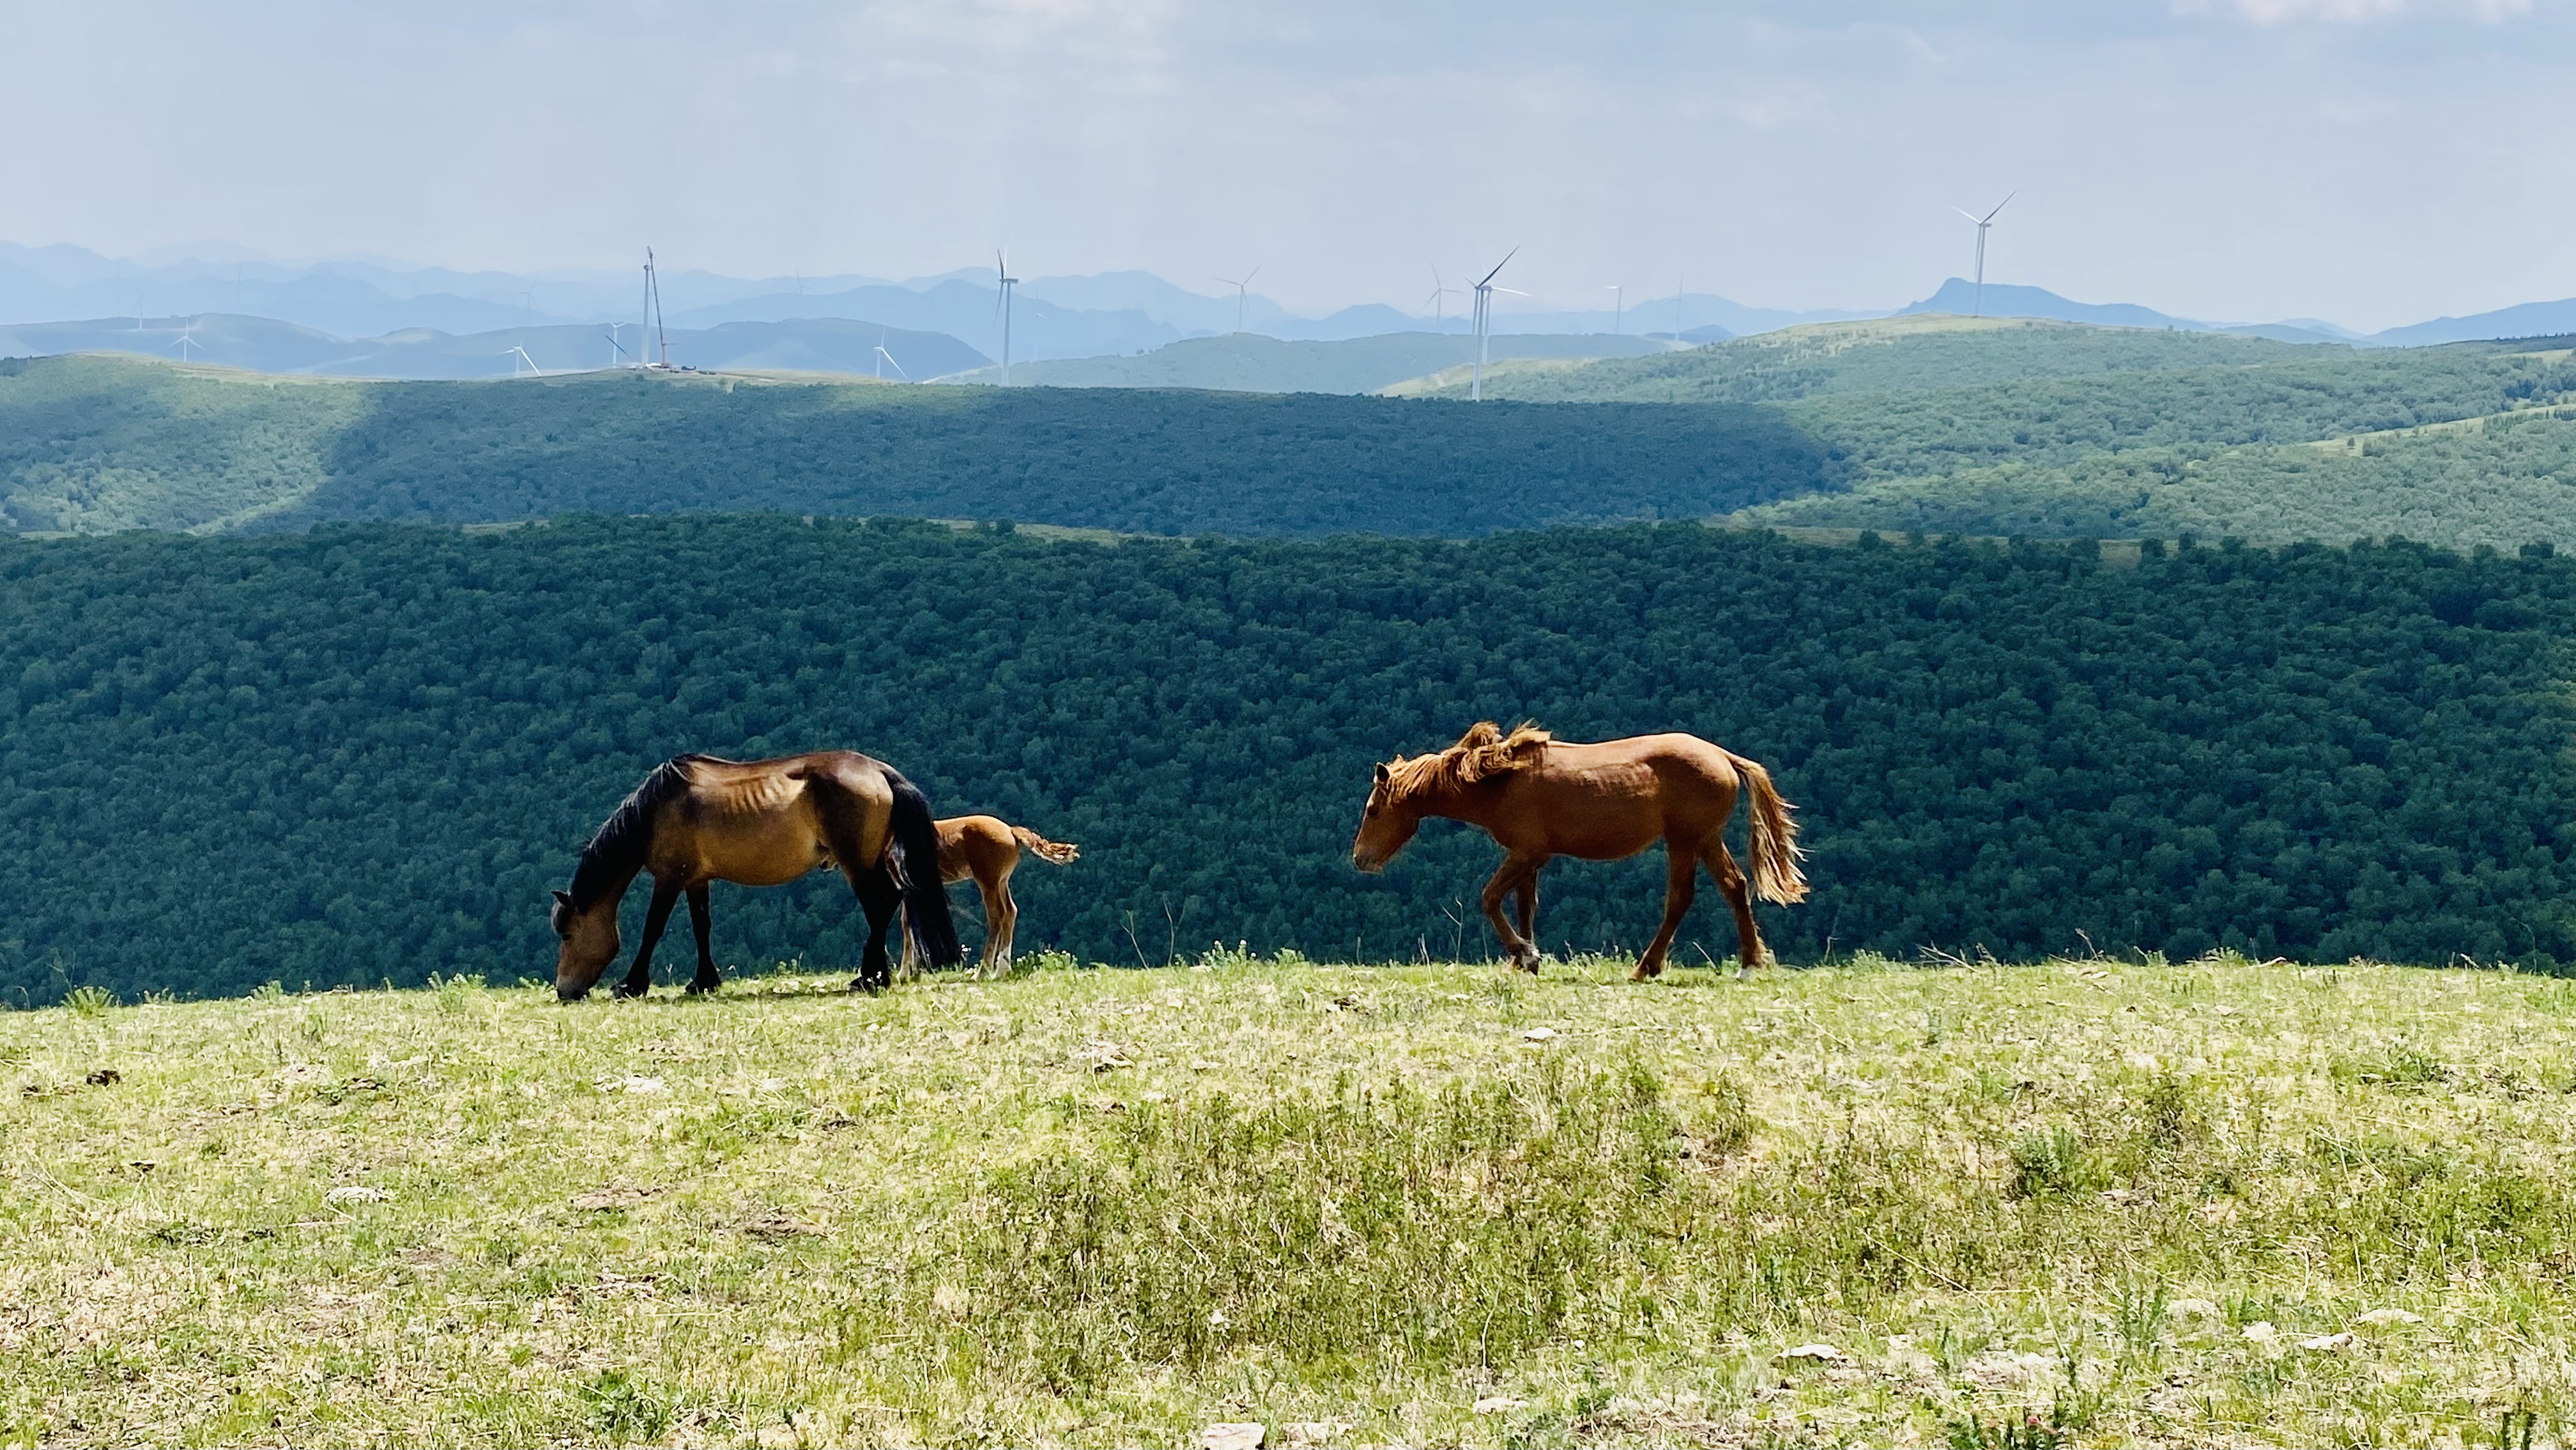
[1630,963,1664,982]
[686,978,720,996]
[612,983,648,1000]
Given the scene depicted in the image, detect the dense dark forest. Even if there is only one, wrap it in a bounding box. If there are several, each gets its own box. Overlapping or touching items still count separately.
[4,516,2572,1003]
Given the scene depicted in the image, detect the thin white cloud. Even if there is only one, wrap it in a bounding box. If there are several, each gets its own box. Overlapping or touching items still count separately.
[2205,0,2533,22]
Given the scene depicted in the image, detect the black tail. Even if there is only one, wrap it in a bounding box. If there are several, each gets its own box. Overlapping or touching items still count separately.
[884,771,965,969]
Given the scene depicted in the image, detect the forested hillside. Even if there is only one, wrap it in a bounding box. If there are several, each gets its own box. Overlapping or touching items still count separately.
[0,355,1822,537]
[4,517,2572,1003]
[1740,406,2576,550]
[10,325,2573,549]
[1391,315,2312,403]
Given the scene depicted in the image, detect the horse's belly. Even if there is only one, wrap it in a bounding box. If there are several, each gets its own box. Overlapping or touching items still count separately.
[695,821,835,886]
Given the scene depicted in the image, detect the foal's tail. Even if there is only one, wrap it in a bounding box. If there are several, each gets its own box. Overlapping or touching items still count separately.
[1011,826,1082,865]
[1726,752,1810,906]
[885,771,965,969]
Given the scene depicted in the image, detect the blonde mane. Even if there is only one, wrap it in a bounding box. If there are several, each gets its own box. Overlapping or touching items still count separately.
[1384,721,1553,801]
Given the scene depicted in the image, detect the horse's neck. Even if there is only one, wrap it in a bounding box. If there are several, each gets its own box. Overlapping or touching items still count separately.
[1407,778,1497,829]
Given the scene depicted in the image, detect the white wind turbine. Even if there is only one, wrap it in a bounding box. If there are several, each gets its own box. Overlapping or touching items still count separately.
[1604,282,1623,336]
[873,329,908,381]
[1216,265,1262,335]
[1422,266,1462,332]
[1468,248,1522,401]
[603,323,631,370]
[168,316,206,362]
[1954,193,2014,318]
[502,345,543,378]
[995,249,1020,385]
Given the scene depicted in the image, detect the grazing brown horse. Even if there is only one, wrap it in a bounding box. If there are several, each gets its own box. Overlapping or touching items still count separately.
[550,752,963,1000]
[1350,723,1807,980]
[900,815,1082,980]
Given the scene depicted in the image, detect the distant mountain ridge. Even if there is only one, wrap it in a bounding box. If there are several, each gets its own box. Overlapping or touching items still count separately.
[0,314,990,382]
[5,241,2575,374]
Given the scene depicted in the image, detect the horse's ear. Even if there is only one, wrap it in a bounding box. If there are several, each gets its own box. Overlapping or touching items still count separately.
[1374,763,1390,785]
[552,890,572,907]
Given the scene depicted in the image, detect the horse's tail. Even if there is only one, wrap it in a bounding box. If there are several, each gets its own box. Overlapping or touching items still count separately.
[1010,826,1081,865]
[885,771,965,968]
[1726,751,1810,906]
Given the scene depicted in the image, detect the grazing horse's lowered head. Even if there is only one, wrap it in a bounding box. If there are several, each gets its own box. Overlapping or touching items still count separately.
[551,888,622,999]
[1351,721,1551,873]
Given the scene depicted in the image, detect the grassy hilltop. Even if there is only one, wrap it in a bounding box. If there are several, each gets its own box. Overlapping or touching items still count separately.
[6,953,2575,1446]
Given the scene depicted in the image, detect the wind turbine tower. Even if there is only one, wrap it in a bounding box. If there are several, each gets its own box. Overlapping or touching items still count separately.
[1954,193,2014,318]
[1423,266,1462,332]
[995,250,1020,385]
[1468,248,1522,402]
[643,248,672,367]
[1605,283,1623,336]
[1216,265,1262,335]
[873,329,908,381]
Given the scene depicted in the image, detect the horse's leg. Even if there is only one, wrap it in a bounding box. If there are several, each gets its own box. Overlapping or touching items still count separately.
[684,884,721,994]
[1514,875,1538,950]
[618,879,682,999]
[1706,840,1766,981]
[848,867,901,992]
[984,877,1017,980]
[1480,854,1547,973]
[1632,837,1702,982]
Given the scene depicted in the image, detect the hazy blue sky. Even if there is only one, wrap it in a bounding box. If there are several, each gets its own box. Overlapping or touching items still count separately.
[3,0,2570,328]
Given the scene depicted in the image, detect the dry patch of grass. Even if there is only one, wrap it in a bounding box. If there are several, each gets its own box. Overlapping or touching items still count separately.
[5,953,2576,1446]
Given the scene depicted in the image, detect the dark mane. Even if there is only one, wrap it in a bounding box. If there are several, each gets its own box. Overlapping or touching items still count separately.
[567,755,705,910]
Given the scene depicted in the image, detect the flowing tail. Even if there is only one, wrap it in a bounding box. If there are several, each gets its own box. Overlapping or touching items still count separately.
[1010,826,1081,865]
[885,771,965,968]
[1726,752,1810,906]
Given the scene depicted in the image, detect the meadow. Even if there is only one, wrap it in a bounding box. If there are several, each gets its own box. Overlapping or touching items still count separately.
[6,952,2573,1447]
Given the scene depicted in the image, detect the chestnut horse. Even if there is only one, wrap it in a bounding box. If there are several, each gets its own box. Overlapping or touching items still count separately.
[1351,723,1807,980]
[900,815,1083,980]
[550,751,963,999]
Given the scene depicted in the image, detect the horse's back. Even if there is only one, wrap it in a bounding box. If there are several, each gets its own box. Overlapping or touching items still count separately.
[1498,733,1743,858]
[935,815,1020,884]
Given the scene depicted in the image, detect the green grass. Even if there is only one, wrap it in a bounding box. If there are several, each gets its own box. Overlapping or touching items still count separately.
[8,952,2576,1446]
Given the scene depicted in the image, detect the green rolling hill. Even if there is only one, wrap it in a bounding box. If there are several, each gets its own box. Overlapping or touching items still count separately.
[6,319,2574,550]
[0,354,1825,537]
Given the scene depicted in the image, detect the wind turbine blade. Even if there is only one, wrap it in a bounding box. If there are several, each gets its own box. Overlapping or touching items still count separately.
[1984,192,2015,222]
[1492,287,1528,297]
[1954,207,1984,224]
[1243,265,1260,286]
[1476,246,1519,288]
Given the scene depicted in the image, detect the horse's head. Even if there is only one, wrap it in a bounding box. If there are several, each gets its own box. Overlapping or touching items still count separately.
[551,889,621,1000]
[1351,759,1423,873]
